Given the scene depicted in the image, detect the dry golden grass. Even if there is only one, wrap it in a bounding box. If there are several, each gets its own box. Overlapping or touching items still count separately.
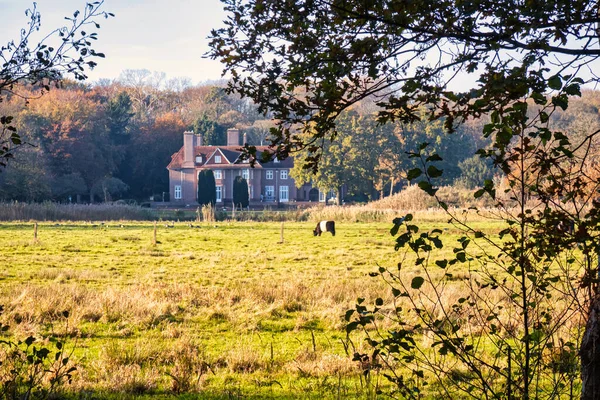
[0,215,585,398]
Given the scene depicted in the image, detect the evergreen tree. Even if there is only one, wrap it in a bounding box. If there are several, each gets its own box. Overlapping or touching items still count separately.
[232,176,249,208]
[197,170,216,206]
[455,156,495,189]
[106,91,134,145]
[192,115,226,145]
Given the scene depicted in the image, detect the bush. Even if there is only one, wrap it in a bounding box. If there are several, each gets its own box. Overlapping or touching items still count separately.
[232,176,249,209]
[0,307,77,399]
[91,177,129,203]
[197,170,216,206]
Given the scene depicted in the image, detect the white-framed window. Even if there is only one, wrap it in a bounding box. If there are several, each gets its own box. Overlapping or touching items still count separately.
[242,169,250,180]
[214,170,222,179]
[280,185,289,202]
[266,170,273,180]
[265,186,274,199]
[174,185,182,200]
[195,155,203,163]
[319,190,326,202]
[215,155,222,163]
[280,170,288,180]
[216,186,222,202]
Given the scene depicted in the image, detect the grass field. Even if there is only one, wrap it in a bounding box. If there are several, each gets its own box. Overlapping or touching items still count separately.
[0,217,506,398]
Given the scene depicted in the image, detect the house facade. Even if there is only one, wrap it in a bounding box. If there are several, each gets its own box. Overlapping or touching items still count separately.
[167,129,316,205]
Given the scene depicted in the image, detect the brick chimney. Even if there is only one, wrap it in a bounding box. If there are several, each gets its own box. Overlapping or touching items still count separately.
[182,131,195,168]
[227,128,240,146]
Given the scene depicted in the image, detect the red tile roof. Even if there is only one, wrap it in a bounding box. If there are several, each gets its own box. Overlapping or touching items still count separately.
[167,145,295,170]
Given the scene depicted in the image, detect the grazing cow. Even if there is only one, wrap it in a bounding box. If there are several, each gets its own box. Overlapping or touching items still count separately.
[559,219,575,235]
[314,220,335,236]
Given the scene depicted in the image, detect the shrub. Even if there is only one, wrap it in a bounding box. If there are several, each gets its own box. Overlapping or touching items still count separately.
[197,170,216,206]
[232,176,249,209]
[0,307,77,399]
[91,177,129,203]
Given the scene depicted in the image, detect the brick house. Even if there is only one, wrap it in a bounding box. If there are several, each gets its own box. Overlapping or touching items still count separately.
[167,129,317,205]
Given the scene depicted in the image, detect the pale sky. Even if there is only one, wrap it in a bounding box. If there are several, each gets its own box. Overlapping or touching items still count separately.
[2,1,597,92]
[0,0,228,85]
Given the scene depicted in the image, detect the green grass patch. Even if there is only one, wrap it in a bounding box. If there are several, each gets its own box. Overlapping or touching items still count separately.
[0,218,504,398]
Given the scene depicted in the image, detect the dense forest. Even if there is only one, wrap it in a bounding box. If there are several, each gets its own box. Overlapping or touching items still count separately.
[1,69,599,203]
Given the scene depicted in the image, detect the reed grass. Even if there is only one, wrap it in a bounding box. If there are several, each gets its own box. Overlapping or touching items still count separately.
[0,201,153,221]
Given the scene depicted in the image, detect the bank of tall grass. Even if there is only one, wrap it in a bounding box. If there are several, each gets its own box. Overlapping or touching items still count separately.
[0,201,153,221]
[305,185,494,222]
[0,185,492,223]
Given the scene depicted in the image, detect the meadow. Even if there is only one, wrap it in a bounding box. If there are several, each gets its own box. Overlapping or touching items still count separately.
[0,216,507,398]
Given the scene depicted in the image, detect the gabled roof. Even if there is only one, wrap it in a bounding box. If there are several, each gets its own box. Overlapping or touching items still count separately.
[206,148,233,165]
[220,148,243,164]
[167,145,295,170]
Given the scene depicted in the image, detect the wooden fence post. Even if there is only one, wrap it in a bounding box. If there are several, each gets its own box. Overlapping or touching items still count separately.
[34,222,38,242]
[153,221,157,246]
[280,222,284,244]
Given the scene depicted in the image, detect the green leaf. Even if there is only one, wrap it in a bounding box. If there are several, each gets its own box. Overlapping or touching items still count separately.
[552,94,569,110]
[548,75,562,90]
[426,154,443,162]
[426,165,443,178]
[391,215,412,236]
[496,127,513,146]
[418,181,438,196]
[407,168,422,180]
[346,321,358,333]
[531,91,546,105]
[411,276,425,290]
[344,309,354,321]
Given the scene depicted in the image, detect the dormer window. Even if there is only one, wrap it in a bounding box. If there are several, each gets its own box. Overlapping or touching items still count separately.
[195,155,203,163]
[215,155,222,163]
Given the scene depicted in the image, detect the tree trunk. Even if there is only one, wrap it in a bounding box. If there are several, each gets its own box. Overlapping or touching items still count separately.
[581,294,600,400]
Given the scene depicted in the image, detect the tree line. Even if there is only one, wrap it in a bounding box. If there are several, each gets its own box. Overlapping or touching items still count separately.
[1,72,599,203]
